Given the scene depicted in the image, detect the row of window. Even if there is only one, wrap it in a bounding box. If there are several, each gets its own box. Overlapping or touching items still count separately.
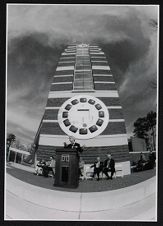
[62,119,104,134]
[73,46,94,90]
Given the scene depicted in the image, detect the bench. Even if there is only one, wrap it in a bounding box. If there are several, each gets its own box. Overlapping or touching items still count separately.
[114,163,124,178]
[82,164,94,180]
[82,163,124,180]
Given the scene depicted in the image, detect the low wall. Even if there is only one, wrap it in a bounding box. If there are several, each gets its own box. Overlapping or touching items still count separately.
[37,144,130,163]
[6,173,156,213]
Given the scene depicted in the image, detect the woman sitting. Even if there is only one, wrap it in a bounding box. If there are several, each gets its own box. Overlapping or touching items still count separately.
[35,159,45,176]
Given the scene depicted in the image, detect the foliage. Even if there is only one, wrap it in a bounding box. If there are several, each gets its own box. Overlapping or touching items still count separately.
[7,133,16,146]
[133,111,156,151]
[146,111,156,131]
[133,117,148,139]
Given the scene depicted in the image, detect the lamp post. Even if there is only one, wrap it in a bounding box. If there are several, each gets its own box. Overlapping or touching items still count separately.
[7,141,10,162]
[32,144,37,167]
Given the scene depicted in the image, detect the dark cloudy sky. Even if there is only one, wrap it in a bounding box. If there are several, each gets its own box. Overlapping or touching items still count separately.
[7,4,158,145]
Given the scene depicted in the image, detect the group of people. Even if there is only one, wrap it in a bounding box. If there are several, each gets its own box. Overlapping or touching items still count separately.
[134,151,156,172]
[35,136,116,181]
[35,136,82,178]
[35,156,56,177]
[65,136,115,180]
[35,136,156,183]
[90,154,115,180]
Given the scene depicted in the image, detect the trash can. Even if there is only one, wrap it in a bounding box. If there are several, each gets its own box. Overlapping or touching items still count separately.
[54,148,79,188]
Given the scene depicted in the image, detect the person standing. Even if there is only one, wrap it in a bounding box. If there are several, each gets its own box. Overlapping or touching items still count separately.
[64,136,86,183]
[50,156,56,178]
[103,154,115,180]
[64,136,83,159]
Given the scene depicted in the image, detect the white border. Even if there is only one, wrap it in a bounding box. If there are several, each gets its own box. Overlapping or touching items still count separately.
[156,4,159,222]
[4,3,8,221]
[5,4,159,222]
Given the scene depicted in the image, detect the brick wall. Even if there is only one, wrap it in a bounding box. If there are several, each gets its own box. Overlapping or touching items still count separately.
[37,144,130,163]
[55,70,74,75]
[40,121,126,136]
[93,76,114,82]
[92,69,111,74]
[53,76,73,83]
[94,83,116,90]
[50,84,73,91]
[46,98,69,107]
[98,97,120,106]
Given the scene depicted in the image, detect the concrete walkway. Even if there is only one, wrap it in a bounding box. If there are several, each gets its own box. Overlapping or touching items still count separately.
[5,172,156,221]
[6,162,35,173]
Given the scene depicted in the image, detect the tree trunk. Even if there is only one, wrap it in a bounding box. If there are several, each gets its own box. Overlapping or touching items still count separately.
[152,127,156,151]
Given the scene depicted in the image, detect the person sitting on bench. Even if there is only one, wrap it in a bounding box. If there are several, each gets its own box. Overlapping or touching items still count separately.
[35,159,44,175]
[136,152,147,171]
[103,154,115,180]
[90,156,103,181]
[143,150,156,170]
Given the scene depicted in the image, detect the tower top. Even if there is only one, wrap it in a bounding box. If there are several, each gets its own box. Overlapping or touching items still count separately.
[77,43,89,48]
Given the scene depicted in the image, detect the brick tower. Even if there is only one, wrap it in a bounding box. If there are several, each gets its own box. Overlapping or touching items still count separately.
[36,43,131,175]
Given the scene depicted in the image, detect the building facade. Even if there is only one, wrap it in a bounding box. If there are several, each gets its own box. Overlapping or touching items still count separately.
[36,43,131,175]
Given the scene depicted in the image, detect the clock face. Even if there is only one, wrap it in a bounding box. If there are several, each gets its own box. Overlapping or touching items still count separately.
[58,95,109,139]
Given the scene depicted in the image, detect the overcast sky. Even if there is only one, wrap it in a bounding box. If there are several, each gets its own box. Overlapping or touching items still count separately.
[7,4,158,145]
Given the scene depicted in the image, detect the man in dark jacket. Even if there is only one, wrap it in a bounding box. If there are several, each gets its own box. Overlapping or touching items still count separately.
[64,136,84,160]
[64,136,85,179]
[143,150,156,170]
[64,136,83,152]
[90,157,103,181]
[103,154,115,179]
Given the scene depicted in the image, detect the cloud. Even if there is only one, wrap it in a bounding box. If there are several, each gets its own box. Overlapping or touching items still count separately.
[7,4,158,144]
[7,90,42,132]
[8,5,158,44]
[118,24,157,127]
[7,121,36,144]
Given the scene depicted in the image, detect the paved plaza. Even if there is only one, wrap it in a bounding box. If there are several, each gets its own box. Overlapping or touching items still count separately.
[5,163,156,220]
[6,163,156,192]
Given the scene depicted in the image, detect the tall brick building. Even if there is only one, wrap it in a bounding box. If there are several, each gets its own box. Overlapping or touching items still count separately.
[36,43,131,175]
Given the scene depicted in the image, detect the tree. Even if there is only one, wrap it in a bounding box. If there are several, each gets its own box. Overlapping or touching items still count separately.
[133,117,148,139]
[133,111,157,151]
[7,133,16,147]
[6,133,16,161]
[146,111,156,151]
